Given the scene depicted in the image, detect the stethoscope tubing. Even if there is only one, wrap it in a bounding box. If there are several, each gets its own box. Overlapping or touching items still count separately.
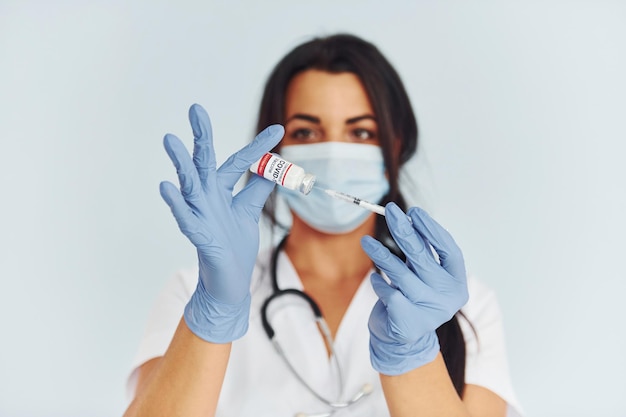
[262,235,375,410]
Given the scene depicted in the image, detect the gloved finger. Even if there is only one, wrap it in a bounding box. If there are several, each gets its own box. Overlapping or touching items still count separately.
[217,124,284,193]
[385,203,446,288]
[370,271,399,306]
[361,235,427,302]
[370,273,417,342]
[368,300,390,339]
[189,104,216,185]
[407,206,466,283]
[384,203,430,261]
[163,133,205,209]
[232,175,276,222]
[159,181,212,247]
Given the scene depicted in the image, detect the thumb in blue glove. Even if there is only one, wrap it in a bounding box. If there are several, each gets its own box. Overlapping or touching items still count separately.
[159,103,284,343]
[361,202,469,375]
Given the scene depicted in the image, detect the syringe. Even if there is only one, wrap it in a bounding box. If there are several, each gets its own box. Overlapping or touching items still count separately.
[323,189,386,217]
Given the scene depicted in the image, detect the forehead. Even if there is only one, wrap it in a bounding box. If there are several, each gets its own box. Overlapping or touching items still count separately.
[284,70,374,119]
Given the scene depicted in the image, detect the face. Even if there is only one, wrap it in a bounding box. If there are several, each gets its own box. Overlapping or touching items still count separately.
[276,70,390,235]
[282,70,380,147]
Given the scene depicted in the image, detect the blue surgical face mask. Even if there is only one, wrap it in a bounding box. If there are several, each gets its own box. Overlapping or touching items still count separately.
[277,142,389,234]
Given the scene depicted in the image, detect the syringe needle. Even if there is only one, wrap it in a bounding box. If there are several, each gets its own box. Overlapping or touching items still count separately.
[323,189,386,216]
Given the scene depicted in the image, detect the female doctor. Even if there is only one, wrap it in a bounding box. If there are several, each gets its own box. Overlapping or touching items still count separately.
[124,34,522,417]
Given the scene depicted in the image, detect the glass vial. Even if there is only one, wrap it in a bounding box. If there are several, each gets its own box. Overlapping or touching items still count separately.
[249,152,316,195]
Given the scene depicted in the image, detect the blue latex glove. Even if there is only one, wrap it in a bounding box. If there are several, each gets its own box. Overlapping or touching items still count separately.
[361,202,469,375]
[159,104,284,343]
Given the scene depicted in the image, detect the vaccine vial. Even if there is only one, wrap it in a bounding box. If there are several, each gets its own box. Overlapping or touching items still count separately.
[249,153,316,195]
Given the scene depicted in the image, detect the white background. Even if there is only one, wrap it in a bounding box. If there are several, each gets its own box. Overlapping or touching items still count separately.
[1,1,625,416]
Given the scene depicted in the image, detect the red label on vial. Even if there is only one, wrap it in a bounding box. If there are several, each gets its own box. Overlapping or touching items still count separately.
[257,153,273,176]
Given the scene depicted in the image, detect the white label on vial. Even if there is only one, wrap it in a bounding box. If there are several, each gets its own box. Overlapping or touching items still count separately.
[255,153,293,186]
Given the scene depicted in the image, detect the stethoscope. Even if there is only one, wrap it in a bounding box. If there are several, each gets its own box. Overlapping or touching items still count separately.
[261,235,374,417]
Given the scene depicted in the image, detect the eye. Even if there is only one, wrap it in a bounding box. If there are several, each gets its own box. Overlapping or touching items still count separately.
[288,128,319,141]
[352,128,377,141]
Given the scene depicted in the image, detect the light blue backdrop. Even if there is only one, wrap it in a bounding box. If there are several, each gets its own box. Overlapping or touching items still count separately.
[1,1,624,416]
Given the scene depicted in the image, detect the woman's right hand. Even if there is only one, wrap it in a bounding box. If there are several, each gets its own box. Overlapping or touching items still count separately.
[159,104,284,343]
[361,203,469,375]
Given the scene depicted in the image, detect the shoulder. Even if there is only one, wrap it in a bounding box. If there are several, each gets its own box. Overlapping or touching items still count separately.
[248,246,276,318]
[460,274,525,416]
[251,246,274,289]
[164,267,199,300]
[459,273,506,355]
[462,274,501,323]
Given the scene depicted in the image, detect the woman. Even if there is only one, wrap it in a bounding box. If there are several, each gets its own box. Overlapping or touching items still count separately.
[124,34,522,417]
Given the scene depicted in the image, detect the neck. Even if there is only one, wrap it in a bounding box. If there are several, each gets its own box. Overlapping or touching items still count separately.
[282,213,379,344]
[284,213,377,283]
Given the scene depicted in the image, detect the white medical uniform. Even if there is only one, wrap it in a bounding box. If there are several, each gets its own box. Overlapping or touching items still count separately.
[127,248,524,416]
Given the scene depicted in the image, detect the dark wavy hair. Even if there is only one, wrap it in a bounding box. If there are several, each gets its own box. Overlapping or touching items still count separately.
[256,33,466,396]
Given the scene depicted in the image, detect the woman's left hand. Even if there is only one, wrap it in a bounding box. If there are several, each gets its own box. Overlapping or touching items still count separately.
[361,202,469,375]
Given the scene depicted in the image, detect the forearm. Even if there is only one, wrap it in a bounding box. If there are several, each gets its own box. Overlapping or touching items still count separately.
[124,318,231,417]
[380,353,470,417]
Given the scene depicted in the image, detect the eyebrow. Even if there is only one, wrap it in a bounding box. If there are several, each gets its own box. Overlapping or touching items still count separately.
[285,114,320,124]
[285,113,377,124]
[346,115,376,124]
